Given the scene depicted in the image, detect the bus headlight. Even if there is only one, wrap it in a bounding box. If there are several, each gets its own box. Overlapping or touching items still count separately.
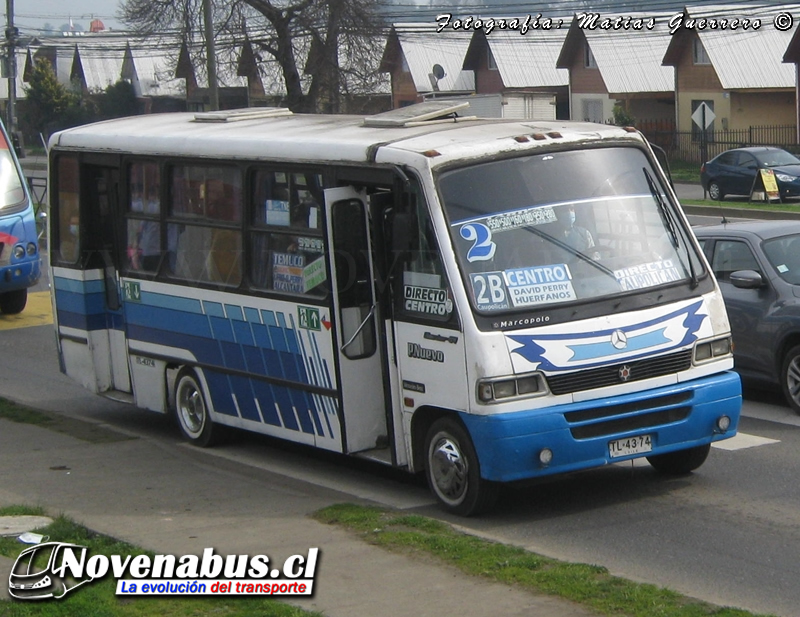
[13,245,24,259]
[477,372,547,404]
[694,336,732,363]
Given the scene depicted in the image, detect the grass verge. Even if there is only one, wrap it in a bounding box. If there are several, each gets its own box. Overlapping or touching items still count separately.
[681,198,800,213]
[668,160,701,184]
[314,503,777,617]
[0,506,322,617]
[0,398,134,444]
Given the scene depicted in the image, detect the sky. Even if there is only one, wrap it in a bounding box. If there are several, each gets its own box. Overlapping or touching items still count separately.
[13,0,737,36]
[15,0,125,35]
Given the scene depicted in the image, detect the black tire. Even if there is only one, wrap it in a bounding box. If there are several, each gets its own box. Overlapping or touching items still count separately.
[0,289,27,315]
[424,417,499,516]
[646,443,711,475]
[780,344,800,415]
[174,369,216,446]
[708,181,724,201]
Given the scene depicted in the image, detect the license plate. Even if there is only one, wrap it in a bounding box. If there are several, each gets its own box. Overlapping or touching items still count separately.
[609,434,653,458]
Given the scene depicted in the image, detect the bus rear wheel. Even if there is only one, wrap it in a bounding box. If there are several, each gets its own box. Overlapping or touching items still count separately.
[424,417,498,516]
[646,443,710,475]
[0,289,27,314]
[174,369,216,447]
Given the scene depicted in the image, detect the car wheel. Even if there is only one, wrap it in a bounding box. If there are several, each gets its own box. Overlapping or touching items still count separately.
[646,443,711,474]
[174,368,217,446]
[707,181,724,201]
[781,345,800,415]
[425,417,498,516]
[0,289,27,314]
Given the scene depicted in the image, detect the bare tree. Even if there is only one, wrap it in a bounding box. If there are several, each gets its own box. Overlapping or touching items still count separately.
[120,0,387,113]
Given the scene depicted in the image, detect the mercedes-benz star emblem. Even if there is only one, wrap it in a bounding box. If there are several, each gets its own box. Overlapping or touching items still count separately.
[611,330,628,350]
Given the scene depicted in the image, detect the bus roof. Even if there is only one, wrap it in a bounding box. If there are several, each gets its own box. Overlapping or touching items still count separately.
[49,106,643,169]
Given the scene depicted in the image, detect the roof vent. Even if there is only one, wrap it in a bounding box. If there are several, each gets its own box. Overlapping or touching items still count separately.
[364,100,473,128]
[193,107,293,123]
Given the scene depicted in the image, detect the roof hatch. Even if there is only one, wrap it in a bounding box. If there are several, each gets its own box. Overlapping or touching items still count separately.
[193,107,293,123]
[363,100,473,128]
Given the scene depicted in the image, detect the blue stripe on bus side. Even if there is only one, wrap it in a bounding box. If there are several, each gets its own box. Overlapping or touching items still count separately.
[143,291,202,314]
[54,288,106,316]
[54,276,334,439]
[54,277,106,295]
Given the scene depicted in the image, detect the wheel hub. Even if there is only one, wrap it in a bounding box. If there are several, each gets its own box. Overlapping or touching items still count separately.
[430,437,468,501]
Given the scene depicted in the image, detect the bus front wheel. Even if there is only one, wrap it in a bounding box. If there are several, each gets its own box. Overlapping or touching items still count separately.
[646,443,710,475]
[174,369,216,447]
[424,417,498,516]
[0,289,27,314]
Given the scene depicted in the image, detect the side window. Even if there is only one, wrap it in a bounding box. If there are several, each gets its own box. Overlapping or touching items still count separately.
[395,181,456,325]
[166,164,243,287]
[711,240,759,283]
[740,155,757,170]
[249,169,327,297]
[55,156,80,264]
[126,161,161,272]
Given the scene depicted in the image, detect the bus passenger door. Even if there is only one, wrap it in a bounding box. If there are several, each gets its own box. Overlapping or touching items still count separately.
[325,187,389,454]
[83,164,131,394]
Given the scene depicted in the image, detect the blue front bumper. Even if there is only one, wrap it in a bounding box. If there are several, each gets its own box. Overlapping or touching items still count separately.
[460,371,742,483]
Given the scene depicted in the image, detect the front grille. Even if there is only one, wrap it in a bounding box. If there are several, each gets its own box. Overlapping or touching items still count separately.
[564,391,692,423]
[569,407,691,439]
[546,349,693,395]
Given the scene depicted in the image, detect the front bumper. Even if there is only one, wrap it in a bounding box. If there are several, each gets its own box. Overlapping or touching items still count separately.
[460,371,742,483]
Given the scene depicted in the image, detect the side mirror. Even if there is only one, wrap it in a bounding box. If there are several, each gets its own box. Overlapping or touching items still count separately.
[730,269,764,289]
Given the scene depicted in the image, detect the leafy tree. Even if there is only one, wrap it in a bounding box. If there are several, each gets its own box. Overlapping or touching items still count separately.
[120,0,387,113]
[613,104,636,127]
[97,80,141,119]
[22,58,79,136]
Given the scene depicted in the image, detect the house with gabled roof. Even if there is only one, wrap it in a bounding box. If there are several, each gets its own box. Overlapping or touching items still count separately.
[24,36,77,87]
[122,41,187,113]
[379,23,474,108]
[71,42,127,95]
[461,28,568,119]
[557,12,674,126]
[663,3,797,135]
[782,18,800,141]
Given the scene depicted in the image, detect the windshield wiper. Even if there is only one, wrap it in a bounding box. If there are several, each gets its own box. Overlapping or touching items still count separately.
[643,167,699,289]
[522,224,617,279]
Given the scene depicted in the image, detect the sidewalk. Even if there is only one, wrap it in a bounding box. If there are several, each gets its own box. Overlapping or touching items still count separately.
[0,417,598,617]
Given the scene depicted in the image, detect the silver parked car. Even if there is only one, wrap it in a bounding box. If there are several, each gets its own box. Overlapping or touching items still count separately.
[694,220,800,412]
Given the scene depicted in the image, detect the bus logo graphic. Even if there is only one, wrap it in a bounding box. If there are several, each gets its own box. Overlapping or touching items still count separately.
[9,542,94,600]
[619,365,632,382]
[611,330,628,350]
[298,306,320,331]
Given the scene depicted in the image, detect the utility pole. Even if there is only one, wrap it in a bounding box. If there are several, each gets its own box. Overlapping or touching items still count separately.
[5,0,17,136]
[202,0,219,111]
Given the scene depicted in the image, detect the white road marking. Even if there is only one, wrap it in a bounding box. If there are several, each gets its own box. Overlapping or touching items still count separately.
[712,432,779,451]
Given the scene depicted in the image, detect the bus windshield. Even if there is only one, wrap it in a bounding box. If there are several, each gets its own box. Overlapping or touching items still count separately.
[438,146,702,313]
[0,132,26,210]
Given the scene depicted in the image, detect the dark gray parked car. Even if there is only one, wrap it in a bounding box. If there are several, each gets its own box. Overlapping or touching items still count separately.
[700,147,800,201]
[694,220,800,412]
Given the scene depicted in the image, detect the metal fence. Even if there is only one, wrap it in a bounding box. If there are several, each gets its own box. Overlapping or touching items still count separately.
[639,124,799,164]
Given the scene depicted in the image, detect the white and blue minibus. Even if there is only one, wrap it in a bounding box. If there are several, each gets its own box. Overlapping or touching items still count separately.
[48,102,741,515]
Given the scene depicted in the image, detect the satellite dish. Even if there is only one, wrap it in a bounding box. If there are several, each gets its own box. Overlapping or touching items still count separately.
[432,64,446,80]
